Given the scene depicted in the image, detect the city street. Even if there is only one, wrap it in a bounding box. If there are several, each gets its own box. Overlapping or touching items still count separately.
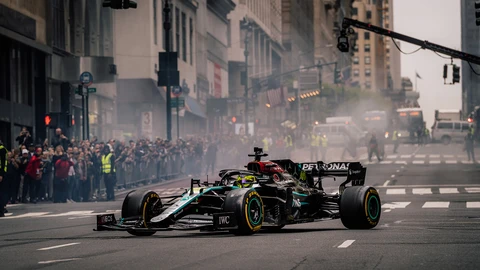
[1,144,480,269]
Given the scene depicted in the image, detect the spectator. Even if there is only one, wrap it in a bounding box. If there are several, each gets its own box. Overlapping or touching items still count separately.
[15,127,33,148]
[54,153,73,203]
[23,147,43,203]
[51,128,69,151]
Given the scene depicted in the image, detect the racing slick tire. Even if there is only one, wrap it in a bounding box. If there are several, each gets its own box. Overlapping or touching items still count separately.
[122,190,162,236]
[224,189,264,235]
[340,186,381,229]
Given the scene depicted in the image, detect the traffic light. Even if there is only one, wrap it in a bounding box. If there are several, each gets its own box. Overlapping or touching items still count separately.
[44,113,58,128]
[452,65,460,84]
[475,1,480,26]
[102,0,137,9]
[443,64,448,79]
[230,115,243,123]
[334,68,342,84]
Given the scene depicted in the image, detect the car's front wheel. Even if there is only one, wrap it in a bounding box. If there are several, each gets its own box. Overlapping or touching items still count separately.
[122,190,162,236]
[224,189,264,235]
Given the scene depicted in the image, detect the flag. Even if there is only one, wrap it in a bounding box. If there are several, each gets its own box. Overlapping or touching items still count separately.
[267,88,283,107]
[416,71,422,79]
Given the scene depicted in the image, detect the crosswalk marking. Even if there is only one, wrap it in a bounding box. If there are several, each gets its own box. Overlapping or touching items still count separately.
[422,202,450,208]
[400,155,412,158]
[465,188,480,193]
[429,155,440,158]
[445,160,457,164]
[3,212,51,219]
[466,202,480,208]
[439,188,459,194]
[412,188,432,195]
[444,155,454,158]
[415,154,426,158]
[429,160,441,164]
[380,160,393,164]
[412,160,424,164]
[387,155,398,159]
[382,202,411,209]
[395,161,407,164]
[41,211,94,217]
[387,189,405,195]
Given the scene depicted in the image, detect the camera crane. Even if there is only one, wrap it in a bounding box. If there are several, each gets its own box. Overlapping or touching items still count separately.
[337,18,480,66]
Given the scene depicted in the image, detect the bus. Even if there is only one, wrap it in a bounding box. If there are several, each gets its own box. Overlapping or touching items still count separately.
[361,111,389,133]
[395,108,424,143]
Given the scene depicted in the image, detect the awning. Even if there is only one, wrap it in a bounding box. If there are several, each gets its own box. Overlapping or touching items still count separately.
[185,95,206,118]
[116,79,165,103]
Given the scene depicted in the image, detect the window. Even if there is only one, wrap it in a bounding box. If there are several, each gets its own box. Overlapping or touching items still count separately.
[364,32,370,40]
[176,8,180,58]
[182,12,186,62]
[437,122,453,129]
[353,69,359,76]
[386,48,390,53]
[365,81,371,89]
[353,57,359,64]
[52,0,66,50]
[365,44,370,52]
[365,56,371,64]
[353,44,358,52]
[352,8,358,16]
[366,11,372,19]
[365,68,371,77]
[462,123,470,130]
[153,0,157,45]
[190,18,193,65]
[386,56,390,61]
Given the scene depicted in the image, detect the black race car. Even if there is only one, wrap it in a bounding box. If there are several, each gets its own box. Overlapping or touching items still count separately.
[94,148,381,236]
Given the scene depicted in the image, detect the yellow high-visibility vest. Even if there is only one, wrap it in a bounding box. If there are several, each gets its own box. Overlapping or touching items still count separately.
[310,134,319,146]
[321,136,328,147]
[284,135,293,147]
[102,153,115,174]
[262,138,269,151]
[392,131,398,141]
[0,145,7,172]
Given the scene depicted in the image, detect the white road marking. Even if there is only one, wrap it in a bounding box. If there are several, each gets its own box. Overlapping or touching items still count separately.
[387,155,398,159]
[458,155,468,158]
[3,212,51,219]
[380,160,393,164]
[68,216,90,220]
[395,161,407,165]
[466,202,480,208]
[394,220,404,224]
[396,170,400,172]
[412,188,432,195]
[422,202,450,208]
[444,155,454,158]
[38,243,80,251]
[383,180,390,187]
[461,160,474,164]
[41,211,94,217]
[386,189,405,195]
[384,209,392,213]
[445,160,457,164]
[338,240,355,248]
[5,204,24,208]
[415,154,426,158]
[38,258,81,264]
[382,202,411,209]
[429,155,440,158]
[439,188,459,194]
[391,174,396,178]
[412,160,425,164]
[429,160,441,164]
[401,155,412,158]
[466,188,480,193]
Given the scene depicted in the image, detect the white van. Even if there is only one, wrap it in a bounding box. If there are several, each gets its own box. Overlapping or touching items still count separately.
[431,120,471,144]
[313,123,366,147]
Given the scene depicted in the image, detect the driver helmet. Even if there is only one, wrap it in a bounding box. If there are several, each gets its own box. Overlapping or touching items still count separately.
[236,175,256,188]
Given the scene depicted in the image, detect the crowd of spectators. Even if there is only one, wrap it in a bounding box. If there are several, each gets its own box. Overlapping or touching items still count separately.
[2,127,297,207]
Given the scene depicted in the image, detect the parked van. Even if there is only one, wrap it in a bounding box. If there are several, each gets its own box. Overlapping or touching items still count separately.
[431,120,472,145]
[313,123,367,147]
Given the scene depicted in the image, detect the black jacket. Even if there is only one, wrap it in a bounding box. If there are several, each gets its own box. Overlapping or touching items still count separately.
[0,146,7,177]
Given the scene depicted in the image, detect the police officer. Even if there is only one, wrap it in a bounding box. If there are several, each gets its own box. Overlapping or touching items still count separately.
[465,130,476,162]
[392,130,399,154]
[284,132,293,158]
[320,134,328,161]
[368,133,381,162]
[0,140,8,217]
[310,131,319,161]
[101,146,116,201]
[424,126,430,144]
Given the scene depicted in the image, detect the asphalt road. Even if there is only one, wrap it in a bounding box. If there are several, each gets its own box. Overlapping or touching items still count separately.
[1,143,480,270]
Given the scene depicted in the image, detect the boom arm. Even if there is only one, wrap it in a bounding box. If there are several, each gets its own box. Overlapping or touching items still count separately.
[341,18,480,66]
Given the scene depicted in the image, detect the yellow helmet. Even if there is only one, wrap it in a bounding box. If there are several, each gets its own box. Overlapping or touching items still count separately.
[236,175,256,188]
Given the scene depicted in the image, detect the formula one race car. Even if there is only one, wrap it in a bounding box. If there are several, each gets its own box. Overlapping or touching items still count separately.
[95,147,381,236]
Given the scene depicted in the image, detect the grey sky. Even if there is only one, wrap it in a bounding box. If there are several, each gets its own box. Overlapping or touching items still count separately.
[393,0,461,128]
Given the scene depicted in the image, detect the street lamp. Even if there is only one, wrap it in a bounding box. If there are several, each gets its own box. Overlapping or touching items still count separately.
[241,17,253,135]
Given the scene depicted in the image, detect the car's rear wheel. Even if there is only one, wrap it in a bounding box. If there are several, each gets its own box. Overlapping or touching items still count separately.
[122,190,162,236]
[224,189,264,235]
[340,186,381,229]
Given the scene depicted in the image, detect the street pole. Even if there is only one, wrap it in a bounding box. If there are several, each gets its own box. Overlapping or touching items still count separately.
[244,33,250,136]
[164,0,172,141]
[81,86,85,140]
[86,89,90,140]
[176,96,179,139]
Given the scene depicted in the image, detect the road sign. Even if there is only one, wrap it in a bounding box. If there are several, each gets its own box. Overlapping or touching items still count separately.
[172,86,182,97]
[80,72,93,86]
[170,97,185,108]
[75,87,96,95]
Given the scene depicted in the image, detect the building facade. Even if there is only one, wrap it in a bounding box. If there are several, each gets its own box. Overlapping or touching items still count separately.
[382,0,401,90]
[350,0,386,91]
[461,0,480,115]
